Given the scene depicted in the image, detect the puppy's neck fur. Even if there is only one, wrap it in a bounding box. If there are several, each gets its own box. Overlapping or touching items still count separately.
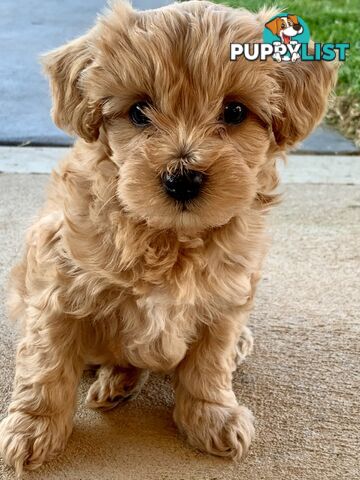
[46,139,268,304]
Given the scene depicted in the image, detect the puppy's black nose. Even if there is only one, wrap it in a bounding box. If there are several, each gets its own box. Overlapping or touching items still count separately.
[293,23,302,31]
[162,170,204,202]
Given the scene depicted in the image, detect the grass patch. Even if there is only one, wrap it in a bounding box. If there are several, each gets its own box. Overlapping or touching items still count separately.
[213,0,360,145]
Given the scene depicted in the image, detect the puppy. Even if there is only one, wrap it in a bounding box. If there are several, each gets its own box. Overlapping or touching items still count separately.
[265,14,304,62]
[0,0,336,474]
[265,14,304,44]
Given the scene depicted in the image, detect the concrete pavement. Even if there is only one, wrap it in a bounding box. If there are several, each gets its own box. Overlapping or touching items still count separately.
[0,152,359,479]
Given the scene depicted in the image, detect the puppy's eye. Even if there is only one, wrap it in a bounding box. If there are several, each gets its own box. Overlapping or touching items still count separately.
[223,102,247,125]
[129,102,151,127]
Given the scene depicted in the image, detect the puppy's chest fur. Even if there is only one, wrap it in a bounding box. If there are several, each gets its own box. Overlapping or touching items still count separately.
[123,239,255,370]
[61,220,257,370]
[68,226,252,370]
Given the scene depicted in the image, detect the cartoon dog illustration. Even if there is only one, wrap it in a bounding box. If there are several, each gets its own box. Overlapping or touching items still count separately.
[265,15,304,62]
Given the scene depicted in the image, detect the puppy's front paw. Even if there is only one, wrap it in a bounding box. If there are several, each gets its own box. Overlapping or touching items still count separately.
[174,400,255,459]
[0,411,71,474]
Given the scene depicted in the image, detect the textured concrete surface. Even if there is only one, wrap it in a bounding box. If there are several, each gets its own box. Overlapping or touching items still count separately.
[0,166,359,479]
[0,0,359,153]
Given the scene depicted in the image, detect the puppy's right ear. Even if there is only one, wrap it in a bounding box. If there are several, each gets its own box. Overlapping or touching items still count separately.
[41,30,101,142]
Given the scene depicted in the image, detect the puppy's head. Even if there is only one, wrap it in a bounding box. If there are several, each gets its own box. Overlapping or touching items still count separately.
[42,0,336,233]
[265,15,303,40]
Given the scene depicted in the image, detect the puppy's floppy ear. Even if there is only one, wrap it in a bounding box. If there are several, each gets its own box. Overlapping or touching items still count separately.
[272,57,337,149]
[265,17,281,35]
[41,29,101,142]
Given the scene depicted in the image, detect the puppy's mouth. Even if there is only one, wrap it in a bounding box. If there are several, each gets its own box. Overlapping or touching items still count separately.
[281,32,291,44]
[179,201,192,212]
[283,34,291,44]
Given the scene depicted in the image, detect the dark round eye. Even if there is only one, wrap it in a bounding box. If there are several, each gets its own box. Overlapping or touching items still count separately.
[223,102,247,125]
[129,101,151,126]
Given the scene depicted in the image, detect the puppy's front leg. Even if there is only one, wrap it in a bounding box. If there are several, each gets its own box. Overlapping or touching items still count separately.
[174,315,255,459]
[0,313,83,474]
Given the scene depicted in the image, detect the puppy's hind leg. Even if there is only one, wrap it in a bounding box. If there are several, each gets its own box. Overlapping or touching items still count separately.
[235,326,254,366]
[85,365,148,411]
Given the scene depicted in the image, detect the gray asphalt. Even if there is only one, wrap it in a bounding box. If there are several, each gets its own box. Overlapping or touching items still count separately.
[0,0,358,154]
[0,0,171,146]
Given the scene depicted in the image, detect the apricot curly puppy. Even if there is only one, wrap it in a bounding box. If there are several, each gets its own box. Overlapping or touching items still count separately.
[0,0,336,474]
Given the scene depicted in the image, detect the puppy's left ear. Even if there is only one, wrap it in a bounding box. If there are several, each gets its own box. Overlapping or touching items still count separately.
[272,58,338,149]
[41,29,101,142]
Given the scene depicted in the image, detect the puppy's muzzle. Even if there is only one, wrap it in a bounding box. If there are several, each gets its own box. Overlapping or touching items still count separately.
[162,169,204,202]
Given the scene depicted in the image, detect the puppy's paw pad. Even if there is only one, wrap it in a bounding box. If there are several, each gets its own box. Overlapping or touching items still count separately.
[235,326,254,365]
[0,412,68,474]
